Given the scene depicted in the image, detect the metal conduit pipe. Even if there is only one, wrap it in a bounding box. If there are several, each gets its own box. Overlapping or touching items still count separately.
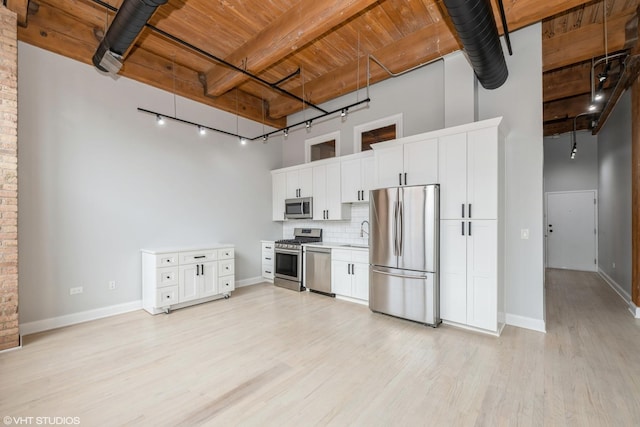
[442,0,508,89]
[93,0,168,72]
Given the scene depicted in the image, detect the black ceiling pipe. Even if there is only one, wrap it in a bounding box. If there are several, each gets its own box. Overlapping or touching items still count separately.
[443,0,508,89]
[93,0,168,72]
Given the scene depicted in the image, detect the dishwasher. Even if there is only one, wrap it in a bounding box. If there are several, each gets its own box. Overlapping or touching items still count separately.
[304,246,333,296]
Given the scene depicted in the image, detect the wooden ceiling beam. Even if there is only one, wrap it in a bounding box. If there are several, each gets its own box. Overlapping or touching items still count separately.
[492,0,594,33]
[204,0,379,98]
[544,116,592,136]
[6,0,29,27]
[268,22,459,119]
[543,7,636,72]
[17,0,284,128]
[543,62,592,103]
[544,93,593,122]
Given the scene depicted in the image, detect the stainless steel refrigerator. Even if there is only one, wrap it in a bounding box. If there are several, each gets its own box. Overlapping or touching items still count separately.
[369,184,440,326]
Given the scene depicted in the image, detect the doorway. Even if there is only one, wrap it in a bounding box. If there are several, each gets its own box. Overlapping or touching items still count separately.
[545,190,598,272]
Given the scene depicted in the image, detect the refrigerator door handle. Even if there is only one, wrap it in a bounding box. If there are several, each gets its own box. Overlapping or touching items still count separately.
[398,201,404,256]
[371,268,429,280]
[393,201,399,256]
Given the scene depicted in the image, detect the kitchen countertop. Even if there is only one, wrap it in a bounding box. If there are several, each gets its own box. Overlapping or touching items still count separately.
[141,244,234,254]
[303,242,369,251]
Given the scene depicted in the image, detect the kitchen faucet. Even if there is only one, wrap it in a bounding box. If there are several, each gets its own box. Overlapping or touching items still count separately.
[360,220,369,238]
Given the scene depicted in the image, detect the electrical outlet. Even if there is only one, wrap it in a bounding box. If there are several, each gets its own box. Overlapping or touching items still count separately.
[69,286,83,295]
[520,229,530,240]
[108,280,116,290]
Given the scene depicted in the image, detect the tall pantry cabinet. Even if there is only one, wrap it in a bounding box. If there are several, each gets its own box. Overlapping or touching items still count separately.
[438,118,506,335]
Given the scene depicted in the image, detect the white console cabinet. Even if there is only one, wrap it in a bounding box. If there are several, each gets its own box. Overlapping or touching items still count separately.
[142,245,234,315]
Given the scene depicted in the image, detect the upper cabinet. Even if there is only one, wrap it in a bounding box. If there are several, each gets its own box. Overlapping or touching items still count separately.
[313,161,350,220]
[439,127,499,220]
[341,152,375,203]
[272,171,287,221]
[286,167,313,199]
[372,137,438,188]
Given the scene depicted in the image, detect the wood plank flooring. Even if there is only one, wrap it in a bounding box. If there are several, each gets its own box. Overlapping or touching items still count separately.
[2,269,640,426]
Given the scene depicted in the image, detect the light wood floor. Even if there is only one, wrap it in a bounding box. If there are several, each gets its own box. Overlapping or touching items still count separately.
[2,270,640,426]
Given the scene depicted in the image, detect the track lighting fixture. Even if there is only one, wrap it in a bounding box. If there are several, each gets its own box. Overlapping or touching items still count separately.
[283,128,289,137]
[263,135,268,142]
[240,137,247,145]
[341,109,346,117]
[588,104,596,111]
[156,114,165,125]
[305,120,311,129]
[198,126,206,135]
[594,92,603,101]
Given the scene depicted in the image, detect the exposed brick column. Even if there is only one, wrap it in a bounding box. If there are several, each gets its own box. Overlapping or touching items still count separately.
[0,6,19,351]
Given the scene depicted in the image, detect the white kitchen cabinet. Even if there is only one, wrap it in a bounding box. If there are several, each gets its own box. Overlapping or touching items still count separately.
[261,240,275,281]
[272,172,287,221]
[373,137,438,188]
[440,220,497,331]
[141,245,234,315]
[286,167,313,198]
[341,152,375,203]
[331,248,369,301]
[439,127,498,220]
[438,117,505,335]
[313,161,350,220]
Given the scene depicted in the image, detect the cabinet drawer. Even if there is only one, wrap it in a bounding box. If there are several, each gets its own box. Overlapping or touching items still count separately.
[262,252,274,264]
[180,250,217,265]
[262,242,274,251]
[156,267,179,287]
[156,285,179,307]
[219,260,235,277]
[156,253,179,266]
[352,250,369,264]
[218,248,234,260]
[219,276,235,293]
[332,249,351,262]
[262,267,274,278]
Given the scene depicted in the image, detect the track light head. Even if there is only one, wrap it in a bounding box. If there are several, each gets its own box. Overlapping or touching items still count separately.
[305,120,311,129]
[284,128,289,137]
[598,73,607,83]
[341,109,346,117]
[263,135,268,142]
[594,92,603,101]
[240,137,247,145]
[198,126,206,135]
[588,104,596,111]
[156,114,165,126]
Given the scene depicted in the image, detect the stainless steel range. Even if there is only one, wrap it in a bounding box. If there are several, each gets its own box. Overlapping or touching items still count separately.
[274,228,322,291]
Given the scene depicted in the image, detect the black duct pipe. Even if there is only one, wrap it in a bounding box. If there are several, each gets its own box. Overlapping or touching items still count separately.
[443,0,508,89]
[93,0,168,72]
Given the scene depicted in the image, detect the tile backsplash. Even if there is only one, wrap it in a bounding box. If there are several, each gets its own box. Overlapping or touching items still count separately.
[282,203,370,245]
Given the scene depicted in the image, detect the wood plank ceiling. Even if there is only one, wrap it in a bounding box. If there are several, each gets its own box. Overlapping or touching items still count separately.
[8,0,639,136]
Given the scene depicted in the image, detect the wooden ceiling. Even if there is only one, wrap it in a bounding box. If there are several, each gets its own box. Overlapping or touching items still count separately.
[7,0,640,135]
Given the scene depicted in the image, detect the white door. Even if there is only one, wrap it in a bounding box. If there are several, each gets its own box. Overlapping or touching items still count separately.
[312,165,327,219]
[439,219,468,324]
[272,172,286,221]
[361,156,375,201]
[546,191,597,271]
[201,262,218,297]
[466,220,497,331]
[179,264,199,302]
[341,158,361,203]
[374,145,404,188]
[352,262,369,301]
[325,162,343,219]
[467,127,498,220]
[438,133,467,219]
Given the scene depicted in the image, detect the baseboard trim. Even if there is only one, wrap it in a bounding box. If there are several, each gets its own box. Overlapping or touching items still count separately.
[505,313,546,333]
[236,276,266,288]
[19,300,142,336]
[597,269,635,315]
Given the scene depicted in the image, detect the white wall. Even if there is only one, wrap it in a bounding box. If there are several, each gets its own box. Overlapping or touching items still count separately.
[281,61,445,166]
[598,90,632,297]
[544,131,599,193]
[18,44,283,324]
[477,23,545,330]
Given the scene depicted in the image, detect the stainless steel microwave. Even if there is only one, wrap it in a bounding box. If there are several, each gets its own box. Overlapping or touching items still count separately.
[285,197,313,219]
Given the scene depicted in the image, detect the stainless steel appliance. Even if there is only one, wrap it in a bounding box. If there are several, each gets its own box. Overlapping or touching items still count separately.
[369,184,440,326]
[275,228,322,291]
[284,197,313,219]
[304,246,333,296]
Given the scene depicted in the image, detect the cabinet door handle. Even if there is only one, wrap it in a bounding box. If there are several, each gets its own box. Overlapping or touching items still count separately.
[196,265,200,276]
[265,270,271,274]
[194,255,206,259]
[469,204,472,218]
[468,221,472,236]
[404,172,407,186]
[265,257,271,261]
[462,221,465,236]
[399,173,402,186]
[326,210,329,220]
[462,204,465,218]
[347,264,350,275]
[360,190,363,200]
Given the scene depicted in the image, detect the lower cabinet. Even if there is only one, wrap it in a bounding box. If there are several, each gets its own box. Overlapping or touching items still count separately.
[331,248,369,301]
[440,219,501,333]
[261,240,275,281]
[142,245,235,315]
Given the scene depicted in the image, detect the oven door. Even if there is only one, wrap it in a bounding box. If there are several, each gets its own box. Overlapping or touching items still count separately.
[274,247,302,290]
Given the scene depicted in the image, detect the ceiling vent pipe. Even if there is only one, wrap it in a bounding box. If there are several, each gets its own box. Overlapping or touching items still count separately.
[442,0,508,89]
[93,0,168,73]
